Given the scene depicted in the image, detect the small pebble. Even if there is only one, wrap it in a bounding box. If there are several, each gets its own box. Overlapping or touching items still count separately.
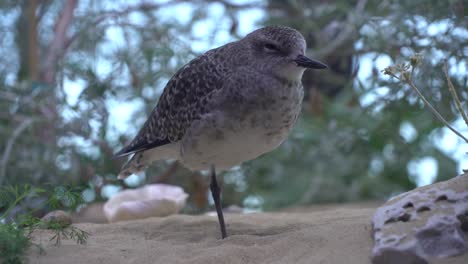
[41,210,72,227]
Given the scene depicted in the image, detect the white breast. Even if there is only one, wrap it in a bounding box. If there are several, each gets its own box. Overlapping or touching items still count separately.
[179,82,303,171]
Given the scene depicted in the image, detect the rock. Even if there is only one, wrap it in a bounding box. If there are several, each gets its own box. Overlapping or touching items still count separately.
[41,210,72,227]
[71,202,108,223]
[372,173,468,263]
[103,184,188,223]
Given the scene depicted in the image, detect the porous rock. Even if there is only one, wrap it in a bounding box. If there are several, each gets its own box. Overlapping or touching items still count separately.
[372,173,468,264]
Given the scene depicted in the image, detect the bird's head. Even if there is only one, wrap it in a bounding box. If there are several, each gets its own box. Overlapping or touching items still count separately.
[242,26,327,81]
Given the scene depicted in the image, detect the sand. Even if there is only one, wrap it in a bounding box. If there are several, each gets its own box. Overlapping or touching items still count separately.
[27,202,467,264]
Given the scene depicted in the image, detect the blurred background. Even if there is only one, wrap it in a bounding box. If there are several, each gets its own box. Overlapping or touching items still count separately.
[0,0,466,213]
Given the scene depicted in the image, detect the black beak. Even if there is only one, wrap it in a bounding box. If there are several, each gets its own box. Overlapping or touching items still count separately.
[295,55,328,69]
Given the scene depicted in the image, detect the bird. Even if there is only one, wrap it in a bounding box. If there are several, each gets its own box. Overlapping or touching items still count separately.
[114,25,328,239]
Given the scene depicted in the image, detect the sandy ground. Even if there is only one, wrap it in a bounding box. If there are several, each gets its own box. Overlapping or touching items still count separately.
[28,203,466,264]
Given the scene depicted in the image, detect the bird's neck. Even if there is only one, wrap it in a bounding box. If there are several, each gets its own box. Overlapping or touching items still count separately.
[273,65,305,83]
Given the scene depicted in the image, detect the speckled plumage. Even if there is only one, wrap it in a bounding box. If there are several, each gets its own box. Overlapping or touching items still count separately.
[115,26,327,179]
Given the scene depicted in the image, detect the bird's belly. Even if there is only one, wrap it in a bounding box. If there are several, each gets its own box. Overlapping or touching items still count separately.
[179,105,300,171]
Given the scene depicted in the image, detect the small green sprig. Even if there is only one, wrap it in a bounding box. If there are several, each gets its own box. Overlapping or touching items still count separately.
[382,54,468,144]
[0,185,45,220]
[0,223,31,264]
[44,220,90,246]
[47,185,85,211]
[0,184,91,263]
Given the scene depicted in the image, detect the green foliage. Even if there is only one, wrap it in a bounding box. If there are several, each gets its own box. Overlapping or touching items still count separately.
[0,224,30,264]
[247,52,466,209]
[43,221,90,247]
[47,186,84,211]
[242,0,466,209]
[0,185,45,220]
[0,185,89,263]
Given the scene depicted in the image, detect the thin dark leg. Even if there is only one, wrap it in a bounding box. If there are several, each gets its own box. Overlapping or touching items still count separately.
[210,165,227,239]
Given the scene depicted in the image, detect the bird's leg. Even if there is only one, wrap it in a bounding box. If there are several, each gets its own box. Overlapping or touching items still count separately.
[210,165,227,239]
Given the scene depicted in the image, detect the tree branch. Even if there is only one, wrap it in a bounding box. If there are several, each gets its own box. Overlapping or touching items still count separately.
[444,59,468,128]
[0,119,34,185]
[64,0,262,52]
[314,0,367,58]
[41,0,78,84]
[210,0,264,9]
[64,1,184,51]
[27,0,39,81]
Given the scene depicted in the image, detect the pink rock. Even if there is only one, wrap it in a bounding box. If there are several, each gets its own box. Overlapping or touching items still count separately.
[103,184,188,223]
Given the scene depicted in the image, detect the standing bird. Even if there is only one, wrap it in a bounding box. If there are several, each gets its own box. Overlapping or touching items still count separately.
[114,26,327,239]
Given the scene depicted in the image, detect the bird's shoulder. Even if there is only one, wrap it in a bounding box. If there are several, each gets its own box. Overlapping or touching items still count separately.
[152,43,238,135]
[114,43,239,157]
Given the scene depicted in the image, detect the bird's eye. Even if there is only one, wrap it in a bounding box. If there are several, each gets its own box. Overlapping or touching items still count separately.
[264,43,280,52]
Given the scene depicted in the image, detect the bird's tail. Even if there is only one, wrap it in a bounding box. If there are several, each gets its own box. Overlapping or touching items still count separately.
[117,143,180,179]
[117,152,148,179]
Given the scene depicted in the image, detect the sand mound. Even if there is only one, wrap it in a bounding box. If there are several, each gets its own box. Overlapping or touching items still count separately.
[27,203,466,264]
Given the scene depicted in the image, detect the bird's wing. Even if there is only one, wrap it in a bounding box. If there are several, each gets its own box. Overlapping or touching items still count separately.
[113,46,230,158]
